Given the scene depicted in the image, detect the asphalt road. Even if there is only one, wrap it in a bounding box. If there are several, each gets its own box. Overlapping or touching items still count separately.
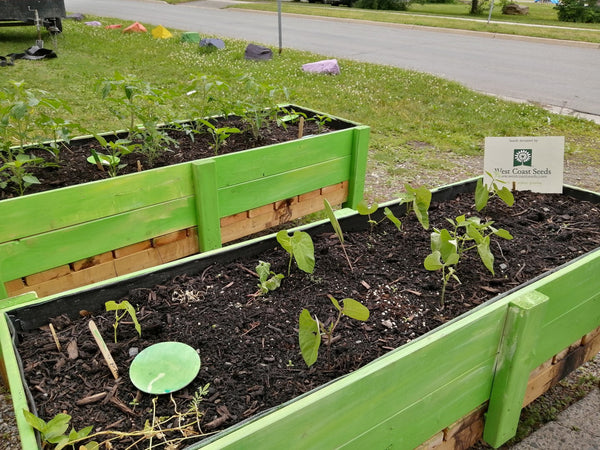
[66,0,600,117]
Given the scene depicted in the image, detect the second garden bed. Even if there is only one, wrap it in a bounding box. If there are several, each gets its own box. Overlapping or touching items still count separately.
[2,178,599,448]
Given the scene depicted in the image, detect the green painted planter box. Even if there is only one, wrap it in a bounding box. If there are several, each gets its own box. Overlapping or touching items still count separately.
[0,105,369,301]
[1,179,599,449]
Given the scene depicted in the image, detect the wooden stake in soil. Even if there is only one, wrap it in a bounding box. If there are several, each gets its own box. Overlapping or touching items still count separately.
[88,320,119,379]
[48,323,61,351]
[298,116,304,139]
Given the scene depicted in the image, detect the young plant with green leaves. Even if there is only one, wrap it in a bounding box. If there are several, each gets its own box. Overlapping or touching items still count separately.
[99,72,176,166]
[185,73,230,120]
[23,410,97,450]
[424,214,513,307]
[323,198,353,271]
[356,200,402,232]
[255,260,284,295]
[90,135,138,177]
[231,75,290,140]
[0,153,44,196]
[276,229,315,275]
[196,118,241,155]
[308,113,332,134]
[105,300,142,343]
[397,183,432,230]
[475,171,515,212]
[299,295,370,367]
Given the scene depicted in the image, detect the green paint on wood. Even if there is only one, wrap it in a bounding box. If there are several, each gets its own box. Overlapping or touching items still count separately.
[0,314,39,449]
[192,160,222,252]
[483,290,549,447]
[345,126,370,209]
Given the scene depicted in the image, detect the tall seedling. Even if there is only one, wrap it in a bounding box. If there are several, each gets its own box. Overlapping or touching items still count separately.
[276,230,315,275]
[105,300,142,343]
[323,199,353,271]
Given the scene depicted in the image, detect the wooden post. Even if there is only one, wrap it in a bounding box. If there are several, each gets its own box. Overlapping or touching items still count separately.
[191,160,222,252]
[345,125,370,209]
[483,290,549,447]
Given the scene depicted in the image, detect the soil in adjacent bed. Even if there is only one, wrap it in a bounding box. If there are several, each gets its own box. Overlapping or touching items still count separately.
[15,191,600,448]
[0,117,335,200]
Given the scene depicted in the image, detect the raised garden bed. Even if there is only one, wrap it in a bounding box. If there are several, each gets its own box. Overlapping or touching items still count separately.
[0,105,369,301]
[1,178,599,449]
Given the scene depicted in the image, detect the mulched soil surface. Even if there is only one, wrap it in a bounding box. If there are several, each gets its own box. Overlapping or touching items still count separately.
[14,190,600,449]
[0,116,338,199]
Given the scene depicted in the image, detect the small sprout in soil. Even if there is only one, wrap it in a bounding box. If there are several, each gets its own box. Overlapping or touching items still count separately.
[475,171,515,212]
[105,300,141,343]
[276,229,315,275]
[424,214,513,307]
[255,260,284,296]
[356,200,401,232]
[298,295,370,368]
[397,183,432,230]
[323,198,353,271]
[22,409,96,450]
[196,118,241,155]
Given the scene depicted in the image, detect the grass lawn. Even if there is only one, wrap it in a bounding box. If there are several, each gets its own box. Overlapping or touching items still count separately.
[1,16,599,200]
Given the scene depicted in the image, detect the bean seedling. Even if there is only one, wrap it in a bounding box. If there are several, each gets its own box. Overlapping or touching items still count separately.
[424,214,513,307]
[255,260,284,295]
[22,410,97,450]
[276,229,315,275]
[105,300,141,343]
[475,171,515,211]
[299,295,370,367]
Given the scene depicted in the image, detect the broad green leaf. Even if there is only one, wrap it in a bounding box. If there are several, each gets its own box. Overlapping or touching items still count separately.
[497,186,515,206]
[276,230,292,255]
[341,298,370,321]
[298,309,321,367]
[22,175,40,185]
[424,251,443,271]
[475,178,489,211]
[290,231,315,274]
[106,300,141,337]
[413,186,432,229]
[22,409,47,433]
[494,228,514,240]
[466,223,484,245]
[43,413,71,441]
[477,237,495,275]
[384,207,402,230]
[356,200,378,215]
[323,198,344,244]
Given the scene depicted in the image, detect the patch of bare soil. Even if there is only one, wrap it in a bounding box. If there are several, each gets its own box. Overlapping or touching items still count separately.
[13,190,600,449]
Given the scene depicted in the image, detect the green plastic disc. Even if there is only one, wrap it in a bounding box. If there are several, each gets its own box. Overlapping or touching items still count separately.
[129,342,200,394]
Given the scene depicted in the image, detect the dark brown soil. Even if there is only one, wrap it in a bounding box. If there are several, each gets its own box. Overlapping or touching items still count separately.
[0,114,341,200]
[14,190,600,449]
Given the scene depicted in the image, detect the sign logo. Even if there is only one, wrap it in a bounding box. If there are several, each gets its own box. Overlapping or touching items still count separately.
[513,149,532,167]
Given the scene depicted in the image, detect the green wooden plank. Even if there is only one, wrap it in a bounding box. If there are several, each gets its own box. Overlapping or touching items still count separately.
[0,197,196,281]
[484,291,549,448]
[0,163,193,243]
[344,126,370,209]
[340,362,494,449]
[0,292,38,312]
[214,130,354,187]
[0,313,38,450]
[192,160,222,252]
[217,157,350,217]
[197,305,508,449]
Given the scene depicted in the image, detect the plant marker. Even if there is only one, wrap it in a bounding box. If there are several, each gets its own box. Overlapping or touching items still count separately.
[88,320,119,379]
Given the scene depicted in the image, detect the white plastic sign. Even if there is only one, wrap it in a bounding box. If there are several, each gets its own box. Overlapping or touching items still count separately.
[484,136,564,193]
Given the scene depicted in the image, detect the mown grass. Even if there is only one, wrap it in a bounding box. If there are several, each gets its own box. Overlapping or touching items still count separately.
[229,1,600,43]
[1,18,599,199]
